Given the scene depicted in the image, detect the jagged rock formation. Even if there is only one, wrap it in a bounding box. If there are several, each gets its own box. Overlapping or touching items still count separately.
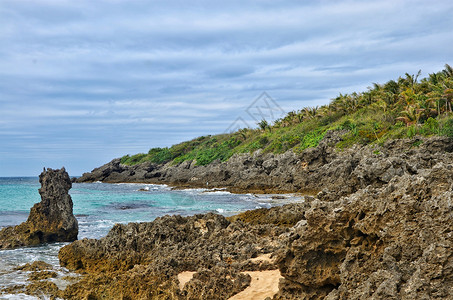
[0,167,78,249]
[76,134,453,198]
[40,160,453,299]
[58,213,285,299]
[275,162,453,299]
[11,135,453,299]
[56,136,453,299]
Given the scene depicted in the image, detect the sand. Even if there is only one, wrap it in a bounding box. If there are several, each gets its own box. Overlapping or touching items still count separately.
[177,254,282,299]
[228,270,283,300]
[177,271,196,290]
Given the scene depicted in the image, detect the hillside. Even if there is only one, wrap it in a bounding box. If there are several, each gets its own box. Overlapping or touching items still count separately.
[119,64,453,167]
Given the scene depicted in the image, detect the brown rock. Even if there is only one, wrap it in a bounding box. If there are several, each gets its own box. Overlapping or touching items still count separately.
[25,281,60,299]
[276,163,453,299]
[28,270,58,281]
[58,213,286,299]
[0,167,78,249]
[15,260,53,271]
[76,135,453,200]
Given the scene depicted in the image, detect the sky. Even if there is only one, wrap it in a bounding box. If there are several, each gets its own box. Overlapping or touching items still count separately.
[1,0,453,176]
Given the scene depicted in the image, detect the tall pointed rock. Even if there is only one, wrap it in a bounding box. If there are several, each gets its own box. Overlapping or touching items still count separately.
[0,167,78,249]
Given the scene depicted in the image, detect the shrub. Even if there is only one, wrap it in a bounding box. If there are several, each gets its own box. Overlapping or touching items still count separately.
[440,118,453,138]
[421,117,439,135]
[300,130,326,150]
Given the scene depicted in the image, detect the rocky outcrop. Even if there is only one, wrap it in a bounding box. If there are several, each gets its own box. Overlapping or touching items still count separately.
[8,134,452,299]
[0,167,78,249]
[1,261,60,299]
[57,147,453,299]
[58,213,286,299]
[275,162,453,299]
[76,133,453,199]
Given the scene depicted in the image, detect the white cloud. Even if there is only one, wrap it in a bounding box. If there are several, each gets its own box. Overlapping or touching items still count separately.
[1,0,453,175]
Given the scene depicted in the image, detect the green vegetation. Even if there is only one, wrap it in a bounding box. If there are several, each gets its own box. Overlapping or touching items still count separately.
[121,64,453,166]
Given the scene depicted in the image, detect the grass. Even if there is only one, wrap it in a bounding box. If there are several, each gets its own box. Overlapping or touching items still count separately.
[120,65,453,166]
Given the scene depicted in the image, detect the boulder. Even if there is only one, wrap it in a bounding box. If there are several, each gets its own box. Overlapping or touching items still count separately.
[0,167,78,249]
[276,162,453,299]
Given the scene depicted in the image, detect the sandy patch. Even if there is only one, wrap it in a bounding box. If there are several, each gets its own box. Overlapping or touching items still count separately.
[177,271,196,290]
[249,253,274,263]
[228,270,283,300]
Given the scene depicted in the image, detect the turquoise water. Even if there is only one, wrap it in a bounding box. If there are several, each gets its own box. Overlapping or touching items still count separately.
[0,178,278,239]
[0,177,303,295]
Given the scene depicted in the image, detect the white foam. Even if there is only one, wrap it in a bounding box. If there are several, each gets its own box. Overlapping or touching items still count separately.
[1,293,38,299]
[204,191,231,195]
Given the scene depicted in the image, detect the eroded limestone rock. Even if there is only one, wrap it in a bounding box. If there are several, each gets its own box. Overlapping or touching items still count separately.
[58,213,285,299]
[276,163,453,299]
[0,167,78,249]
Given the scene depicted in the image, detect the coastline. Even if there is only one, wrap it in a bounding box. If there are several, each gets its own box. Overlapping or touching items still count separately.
[76,133,453,200]
[2,134,453,299]
[52,153,453,299]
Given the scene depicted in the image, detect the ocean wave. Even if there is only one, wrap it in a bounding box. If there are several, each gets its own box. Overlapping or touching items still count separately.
[203,191,231,195]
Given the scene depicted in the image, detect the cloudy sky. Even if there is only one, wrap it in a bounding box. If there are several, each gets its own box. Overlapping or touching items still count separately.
[1,0,452,176]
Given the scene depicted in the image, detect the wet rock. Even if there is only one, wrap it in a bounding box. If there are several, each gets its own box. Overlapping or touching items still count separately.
[25,281,60,300]
[0,284,26,295]
[28,270,58,281]
[0,167,78,249]
[15,261,53,272]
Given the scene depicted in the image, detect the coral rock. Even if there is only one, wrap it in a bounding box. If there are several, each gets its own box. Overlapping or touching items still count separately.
[0,167,78,249]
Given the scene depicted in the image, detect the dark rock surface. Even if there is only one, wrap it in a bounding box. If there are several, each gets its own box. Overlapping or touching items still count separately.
[51,161,453,299]
[76,133,453,198]
[0,167,78,249]
[57,135,453,299]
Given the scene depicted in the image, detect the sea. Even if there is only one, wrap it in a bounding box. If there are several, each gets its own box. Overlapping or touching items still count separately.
[0,177,303,299]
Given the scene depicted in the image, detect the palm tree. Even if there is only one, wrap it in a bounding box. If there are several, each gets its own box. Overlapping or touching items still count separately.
[318,105,331,117]
[257,119,271,132]
[302,106,319,119]
[400,70,421,90]
[371,99,388,113]
[384,80,400,95]
[443,64,453,78]
[443,87,453,113]
[396,105,422,126]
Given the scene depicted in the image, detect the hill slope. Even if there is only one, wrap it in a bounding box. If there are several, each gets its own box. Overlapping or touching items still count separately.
[119,64,453,167]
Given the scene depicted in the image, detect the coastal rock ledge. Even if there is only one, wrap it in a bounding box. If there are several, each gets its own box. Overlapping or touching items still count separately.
[57,160,453,299]
[0,167,78,249]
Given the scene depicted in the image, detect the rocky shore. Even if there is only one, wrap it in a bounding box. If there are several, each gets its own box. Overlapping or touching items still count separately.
[3,135,453,299]
[76,132,453,198]
[0,167,78,249]
[61,136,453,298]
